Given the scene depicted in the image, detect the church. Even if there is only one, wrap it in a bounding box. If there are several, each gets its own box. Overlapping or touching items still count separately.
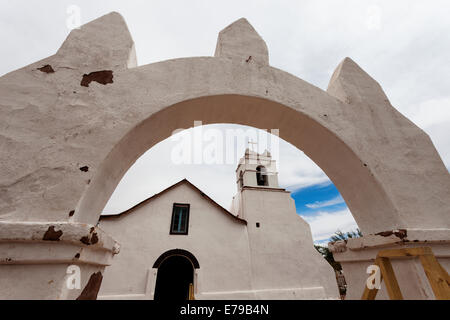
[97,149,338,300]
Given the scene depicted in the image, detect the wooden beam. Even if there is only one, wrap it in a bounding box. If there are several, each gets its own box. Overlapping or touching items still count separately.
[376,256,403,300]
[419,254,450,300]
[378,247,432,259]
[361,283,379,300]
[437,261,450,285]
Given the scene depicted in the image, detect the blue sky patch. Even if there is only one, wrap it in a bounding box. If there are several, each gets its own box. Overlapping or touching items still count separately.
[290,182,347,217]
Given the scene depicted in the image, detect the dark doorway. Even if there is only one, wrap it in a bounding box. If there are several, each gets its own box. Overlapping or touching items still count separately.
[154,255,194,301]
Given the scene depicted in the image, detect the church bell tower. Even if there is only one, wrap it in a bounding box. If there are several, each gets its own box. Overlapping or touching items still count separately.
[231,148,284,219]
[236,148,281,190]
[230,148,334,295]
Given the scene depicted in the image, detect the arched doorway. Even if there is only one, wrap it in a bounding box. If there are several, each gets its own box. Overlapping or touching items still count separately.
[154,255,193,301]
[153,249,200,301]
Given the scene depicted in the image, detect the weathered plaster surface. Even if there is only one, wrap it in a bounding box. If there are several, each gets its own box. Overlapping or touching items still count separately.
[215,18,269,65]
[0,12,449,299]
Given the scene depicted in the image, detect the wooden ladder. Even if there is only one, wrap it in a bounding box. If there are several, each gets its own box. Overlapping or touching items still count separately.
[362,247,450,300]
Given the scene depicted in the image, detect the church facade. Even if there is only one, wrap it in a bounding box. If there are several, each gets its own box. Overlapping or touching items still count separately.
[98,150,338,300]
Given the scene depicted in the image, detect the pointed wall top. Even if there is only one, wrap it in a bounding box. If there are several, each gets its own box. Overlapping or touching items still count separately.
[215,18,269,65]
[327,57,389,106]
[56,12,137,71]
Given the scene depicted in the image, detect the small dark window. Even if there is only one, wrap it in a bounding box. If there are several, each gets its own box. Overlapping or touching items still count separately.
[239,171,244,188]
[256,166,268,186]
[170,203,190,235]
[256,222,260,228]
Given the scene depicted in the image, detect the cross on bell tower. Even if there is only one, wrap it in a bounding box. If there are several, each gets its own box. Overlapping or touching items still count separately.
[248,139,258,153]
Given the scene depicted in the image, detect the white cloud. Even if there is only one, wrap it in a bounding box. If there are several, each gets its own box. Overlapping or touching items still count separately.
[305,196,344,209]
[406,97,450,129]
[276,141,331,190]
[302,209,359,242]
[1,1,448,216]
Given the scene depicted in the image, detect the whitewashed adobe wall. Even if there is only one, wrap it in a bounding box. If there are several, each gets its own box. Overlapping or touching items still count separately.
[98,181,253,299]
[0,12,448,299]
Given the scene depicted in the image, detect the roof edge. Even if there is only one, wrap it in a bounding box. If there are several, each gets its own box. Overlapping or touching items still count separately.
[100,179,247,225]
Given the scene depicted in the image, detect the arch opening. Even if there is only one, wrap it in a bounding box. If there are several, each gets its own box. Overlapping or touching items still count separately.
[256,166,269,186]
[153,249,198,301]
[153,254,194,301]
[153,249,200,269]
[102,122,359,243]
[75,94,400,235]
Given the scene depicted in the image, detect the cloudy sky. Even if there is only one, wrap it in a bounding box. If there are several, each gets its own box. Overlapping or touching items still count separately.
[1,1,449,243]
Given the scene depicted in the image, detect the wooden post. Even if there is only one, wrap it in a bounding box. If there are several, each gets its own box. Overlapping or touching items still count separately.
[376,256,403,300]
[419,254,450,300]
[361,280,380,300]
[361,247,449,300]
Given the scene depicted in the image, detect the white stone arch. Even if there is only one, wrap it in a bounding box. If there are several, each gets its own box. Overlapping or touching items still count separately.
[75,93,399,235]
[0,12,449,299]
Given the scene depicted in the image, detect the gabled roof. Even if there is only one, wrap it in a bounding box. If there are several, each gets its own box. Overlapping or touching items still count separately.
[100,179,247,224]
